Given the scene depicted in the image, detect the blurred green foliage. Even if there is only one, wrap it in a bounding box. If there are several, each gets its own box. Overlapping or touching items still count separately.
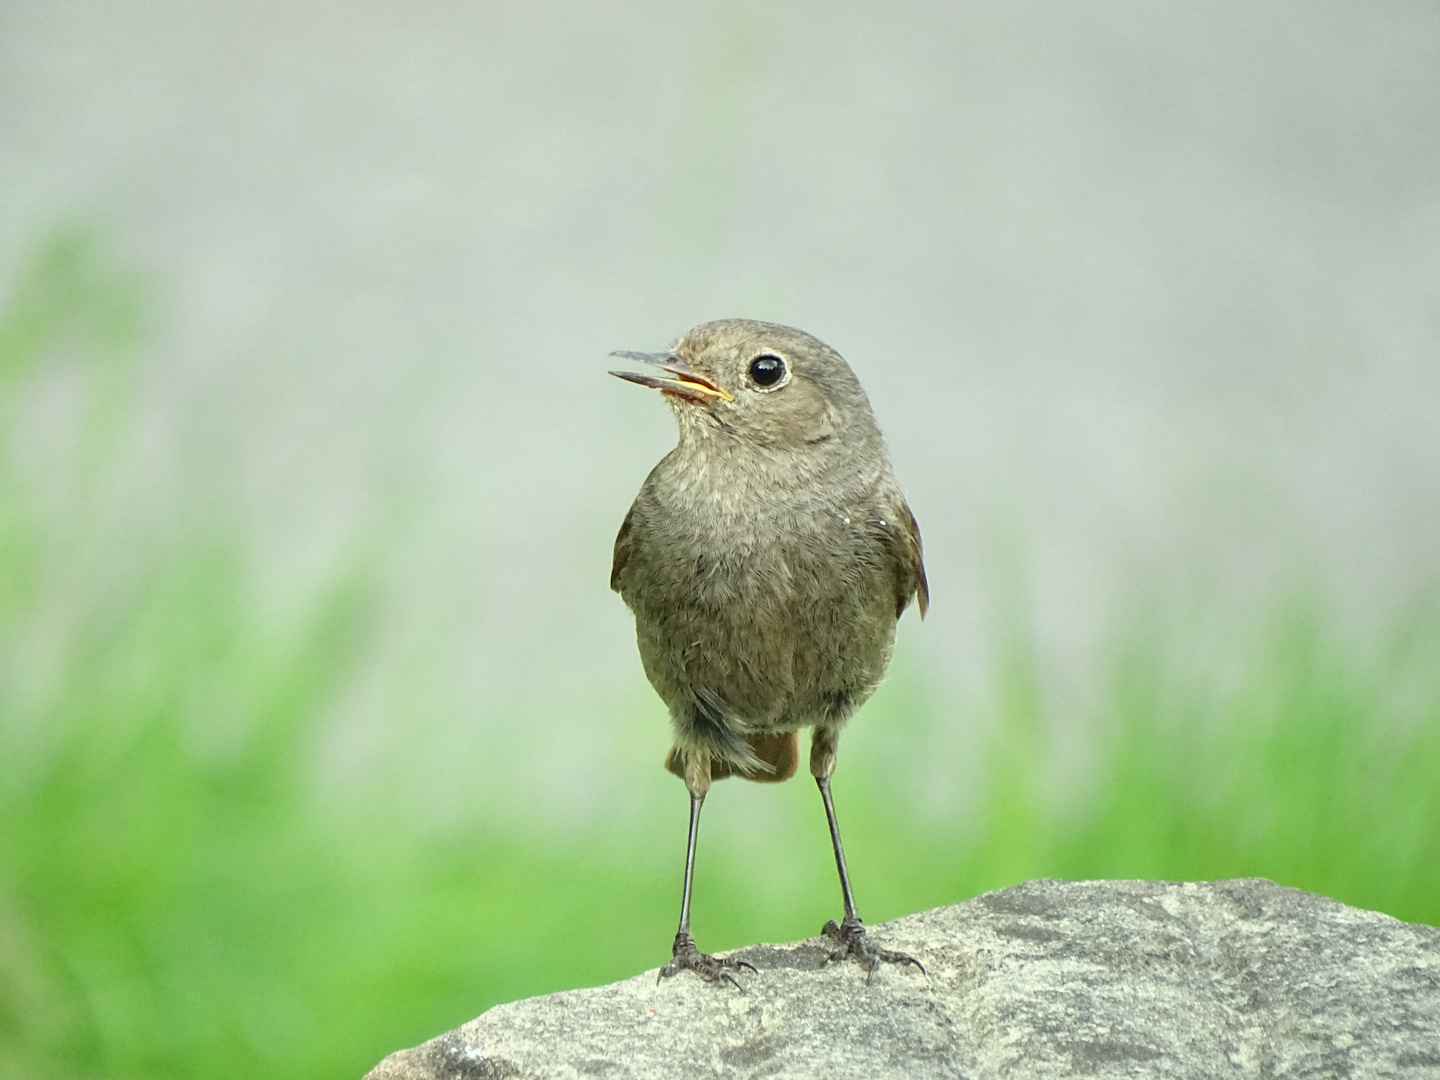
[0,232,1436,1079]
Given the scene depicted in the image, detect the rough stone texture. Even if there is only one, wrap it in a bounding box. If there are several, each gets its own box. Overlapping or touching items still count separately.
[364,879,1440,1079]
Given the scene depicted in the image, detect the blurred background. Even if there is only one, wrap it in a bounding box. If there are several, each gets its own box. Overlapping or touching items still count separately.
[2,1,1439,1077]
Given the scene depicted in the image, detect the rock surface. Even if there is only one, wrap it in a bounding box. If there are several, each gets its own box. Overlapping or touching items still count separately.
[364,879,1440,1079]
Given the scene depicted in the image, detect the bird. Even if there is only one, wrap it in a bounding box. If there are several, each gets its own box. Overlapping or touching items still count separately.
[609,319,928,987]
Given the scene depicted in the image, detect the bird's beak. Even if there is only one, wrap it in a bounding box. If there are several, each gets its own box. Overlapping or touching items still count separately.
[609,351,733,404]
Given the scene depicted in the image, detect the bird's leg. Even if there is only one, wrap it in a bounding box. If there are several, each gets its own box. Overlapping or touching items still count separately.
[657,753,756,990]
[811,727,926,983]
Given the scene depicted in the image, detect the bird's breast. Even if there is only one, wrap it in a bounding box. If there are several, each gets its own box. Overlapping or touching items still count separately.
[626,501,888,619]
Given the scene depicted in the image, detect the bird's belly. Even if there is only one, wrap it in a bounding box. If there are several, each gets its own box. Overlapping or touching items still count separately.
[628,545,895,732]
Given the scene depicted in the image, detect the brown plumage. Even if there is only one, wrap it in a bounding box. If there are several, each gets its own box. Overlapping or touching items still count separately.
[610,319,927,986]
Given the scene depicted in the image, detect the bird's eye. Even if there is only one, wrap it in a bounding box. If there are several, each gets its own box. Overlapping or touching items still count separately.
[748,354,787,389]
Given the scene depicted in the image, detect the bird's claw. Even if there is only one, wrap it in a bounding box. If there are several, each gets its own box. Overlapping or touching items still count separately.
[822,915,926,984]
[657,931,757,991]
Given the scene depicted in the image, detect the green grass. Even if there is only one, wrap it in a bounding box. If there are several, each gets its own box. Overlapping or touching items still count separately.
[1,231,1437,1079]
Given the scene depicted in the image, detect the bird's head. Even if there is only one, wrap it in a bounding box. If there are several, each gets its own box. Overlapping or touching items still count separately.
[610,319,882,456]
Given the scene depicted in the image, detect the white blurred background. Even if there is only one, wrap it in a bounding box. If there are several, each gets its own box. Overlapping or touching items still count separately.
[3,0,1437,830]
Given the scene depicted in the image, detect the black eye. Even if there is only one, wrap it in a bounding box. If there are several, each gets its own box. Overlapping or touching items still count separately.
[748,354,786,388]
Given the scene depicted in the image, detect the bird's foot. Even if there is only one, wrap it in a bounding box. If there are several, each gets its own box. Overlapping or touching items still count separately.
[822,915,926,984]
[657,931,757,991]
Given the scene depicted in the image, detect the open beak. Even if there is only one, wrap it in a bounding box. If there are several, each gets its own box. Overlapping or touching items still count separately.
[609,351,733,404]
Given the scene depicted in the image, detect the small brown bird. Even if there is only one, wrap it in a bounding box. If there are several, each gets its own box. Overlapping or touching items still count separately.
[610,319,928,987]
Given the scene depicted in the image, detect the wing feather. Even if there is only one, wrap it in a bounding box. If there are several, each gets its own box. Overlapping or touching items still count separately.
[886,501,928,619]
[610,505,635,593]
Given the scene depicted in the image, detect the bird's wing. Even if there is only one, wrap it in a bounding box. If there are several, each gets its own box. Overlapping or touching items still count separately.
[610,504,635,593]
[884,500,928,619]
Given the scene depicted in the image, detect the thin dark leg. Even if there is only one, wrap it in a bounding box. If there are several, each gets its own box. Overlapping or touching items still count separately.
[657,792,756,990]
[817,776,859,922]
[814,775,926,983]
[676,793,702,936]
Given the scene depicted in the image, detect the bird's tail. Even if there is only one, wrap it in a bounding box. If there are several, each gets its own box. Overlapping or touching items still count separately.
[665,729,800,784]
[668,690,773,778]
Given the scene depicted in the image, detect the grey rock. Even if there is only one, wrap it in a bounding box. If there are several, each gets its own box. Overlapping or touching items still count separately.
[364,879,1440,1079]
